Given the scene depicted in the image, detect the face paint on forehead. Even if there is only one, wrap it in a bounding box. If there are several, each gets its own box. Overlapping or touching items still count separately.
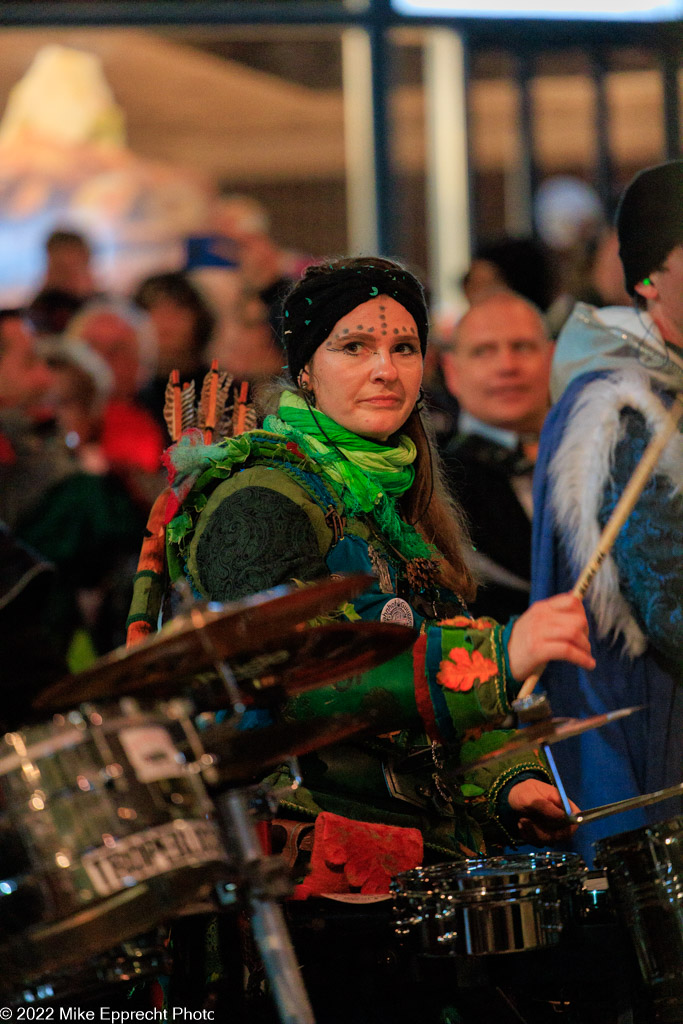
[325,298,421,349]
[328,318,418,345]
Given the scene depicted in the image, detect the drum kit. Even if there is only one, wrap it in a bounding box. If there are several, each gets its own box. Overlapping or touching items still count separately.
[1,572,681,1023]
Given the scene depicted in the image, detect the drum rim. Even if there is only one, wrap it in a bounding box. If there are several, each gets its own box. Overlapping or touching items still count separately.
[392,851,585,896]
[594,814,683,858]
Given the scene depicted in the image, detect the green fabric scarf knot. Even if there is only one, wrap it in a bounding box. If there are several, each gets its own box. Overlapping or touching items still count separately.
[264,391,437,564]
[268,391,416,497]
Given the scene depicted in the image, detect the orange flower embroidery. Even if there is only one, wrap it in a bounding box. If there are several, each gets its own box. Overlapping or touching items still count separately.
[439,615,495,630]
[437,647,498,692]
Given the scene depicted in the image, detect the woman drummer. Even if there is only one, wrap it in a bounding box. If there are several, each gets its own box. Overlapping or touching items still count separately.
[130,257,592,860]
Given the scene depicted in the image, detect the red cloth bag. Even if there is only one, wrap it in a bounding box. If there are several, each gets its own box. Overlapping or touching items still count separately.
[293,811,423,899]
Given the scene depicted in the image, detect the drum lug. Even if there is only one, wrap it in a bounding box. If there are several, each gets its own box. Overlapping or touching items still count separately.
[434,902,458,921]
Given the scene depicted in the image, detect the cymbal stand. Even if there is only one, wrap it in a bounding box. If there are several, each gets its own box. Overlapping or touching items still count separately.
[211,782,316,1024]
[186,601,316,1024]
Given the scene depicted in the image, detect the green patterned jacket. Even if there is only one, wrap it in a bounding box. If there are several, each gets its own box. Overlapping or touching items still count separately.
[128,428,550,860]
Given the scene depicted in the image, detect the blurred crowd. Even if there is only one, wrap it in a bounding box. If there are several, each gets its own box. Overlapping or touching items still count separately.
[0,192,308,697]
[0,172,664,718]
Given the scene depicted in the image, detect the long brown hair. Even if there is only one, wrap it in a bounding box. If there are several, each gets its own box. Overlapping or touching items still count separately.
[399,405,476,603]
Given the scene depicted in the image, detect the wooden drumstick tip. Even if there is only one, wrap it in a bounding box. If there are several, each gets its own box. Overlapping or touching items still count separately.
[516,671,541,702]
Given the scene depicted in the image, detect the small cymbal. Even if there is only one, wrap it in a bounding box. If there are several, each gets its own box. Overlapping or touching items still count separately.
[35,619,416,711]
[456,706,644,774]
[198,712,376,785]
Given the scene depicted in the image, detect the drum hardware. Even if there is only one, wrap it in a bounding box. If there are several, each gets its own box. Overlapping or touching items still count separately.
[6,927,172,1008]
[571,869,612,924]
[568,781,683,826]
[182,601,318,1024]
[23,574,412,1024]
[204,775,317,1022]
[595,816,683,1022]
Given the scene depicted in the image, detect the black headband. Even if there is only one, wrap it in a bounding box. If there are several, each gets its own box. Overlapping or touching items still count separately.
[282,262,429,384]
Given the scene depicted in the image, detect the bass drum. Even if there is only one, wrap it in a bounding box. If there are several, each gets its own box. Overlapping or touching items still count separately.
[0,699,230,990]
[595,816,683,1023]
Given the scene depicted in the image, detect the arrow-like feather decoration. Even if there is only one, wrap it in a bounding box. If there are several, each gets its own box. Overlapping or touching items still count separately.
[199,360,233,443]
[164,371,196,441]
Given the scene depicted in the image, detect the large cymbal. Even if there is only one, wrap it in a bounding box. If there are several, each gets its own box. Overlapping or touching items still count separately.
[456,706,643,774]
[198,712,377,786]
[35,612,416,711]
[34,574,375,710]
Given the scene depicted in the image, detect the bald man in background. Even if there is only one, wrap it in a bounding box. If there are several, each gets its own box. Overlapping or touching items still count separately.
[439,292,554,621]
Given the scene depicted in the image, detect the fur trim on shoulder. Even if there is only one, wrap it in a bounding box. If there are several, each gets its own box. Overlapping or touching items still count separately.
[550,368,683,657]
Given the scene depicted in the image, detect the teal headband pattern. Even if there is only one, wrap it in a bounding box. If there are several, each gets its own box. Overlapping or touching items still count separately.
[281,261,429,384]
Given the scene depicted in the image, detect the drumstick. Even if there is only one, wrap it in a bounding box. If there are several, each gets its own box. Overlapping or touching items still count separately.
[568,780,683,826]
[517,393,683,701]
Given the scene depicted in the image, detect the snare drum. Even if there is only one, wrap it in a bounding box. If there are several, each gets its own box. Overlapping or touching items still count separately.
[0,700,229,987]
[392,852,585,956]
[594,816,683,1021]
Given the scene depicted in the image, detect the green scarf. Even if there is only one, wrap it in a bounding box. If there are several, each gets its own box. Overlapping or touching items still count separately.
[264,392,437,563]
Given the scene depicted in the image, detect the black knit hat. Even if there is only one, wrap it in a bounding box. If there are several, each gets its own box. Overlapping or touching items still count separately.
[281,257,429,385]
[616,160,683,295]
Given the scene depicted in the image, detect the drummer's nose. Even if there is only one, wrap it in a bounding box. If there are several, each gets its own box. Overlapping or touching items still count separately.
[369,349,399,382]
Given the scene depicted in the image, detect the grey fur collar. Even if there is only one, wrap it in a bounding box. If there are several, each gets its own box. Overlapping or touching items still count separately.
[550,368,683,657]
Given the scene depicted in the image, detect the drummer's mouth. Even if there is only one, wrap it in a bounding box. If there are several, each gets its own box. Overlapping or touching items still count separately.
[360,395,402,407]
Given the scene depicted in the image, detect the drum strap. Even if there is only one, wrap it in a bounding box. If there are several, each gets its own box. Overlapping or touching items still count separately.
[270,817,315,873]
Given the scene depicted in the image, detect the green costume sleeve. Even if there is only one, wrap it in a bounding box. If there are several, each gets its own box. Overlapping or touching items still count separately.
[283,616,550,848]
[169,463,549,848]
[423,619,551,845]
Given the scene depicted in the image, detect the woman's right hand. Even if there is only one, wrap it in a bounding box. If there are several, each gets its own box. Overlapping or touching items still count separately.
[507,593,596,682]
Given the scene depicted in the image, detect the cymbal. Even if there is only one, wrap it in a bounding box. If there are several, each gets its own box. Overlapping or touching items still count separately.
[34,574,374,710]
[35,618,417,711]
[198,712,376,785]
[456,706,643,774]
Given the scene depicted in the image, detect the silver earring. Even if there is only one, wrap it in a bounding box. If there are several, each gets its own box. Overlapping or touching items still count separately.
[299,376,316,406]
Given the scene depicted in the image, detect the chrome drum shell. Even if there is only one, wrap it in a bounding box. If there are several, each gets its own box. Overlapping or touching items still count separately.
[392,852,585,957]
